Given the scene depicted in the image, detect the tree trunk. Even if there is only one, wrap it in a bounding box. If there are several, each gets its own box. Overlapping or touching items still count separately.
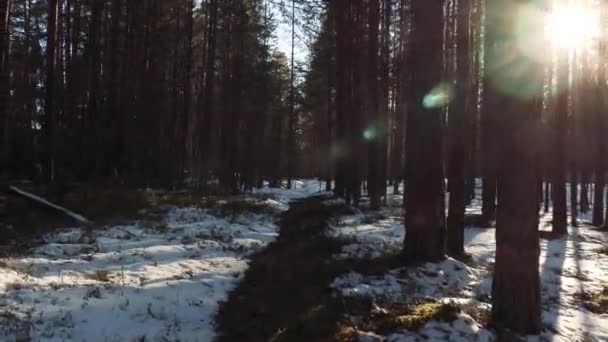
[570,167,578,226]
[403,0,445,262]
[481,5,497,224]
[488,0,542,334]
[593,3,607,226]
[481,72,497,223]
[551,54,568,236]
[447,0,471,257]
[286,0,296,189]
[0,0,9,178]
[581,183,589,213]
[44,0,60,182]
[544,181,550,213]
[367,0,381,210]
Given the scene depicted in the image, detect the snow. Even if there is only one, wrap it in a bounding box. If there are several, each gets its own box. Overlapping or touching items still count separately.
[329,182,608,341]
[4,179,607,341]
[0,180,323,342]
[327,188,404,260]
[253,179,329,211]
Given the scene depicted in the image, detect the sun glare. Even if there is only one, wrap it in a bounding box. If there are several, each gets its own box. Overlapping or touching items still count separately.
[544,5,599,50]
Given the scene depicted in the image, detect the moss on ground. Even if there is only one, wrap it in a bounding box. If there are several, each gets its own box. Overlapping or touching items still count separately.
[352,299,461,334]
[576,288,608,314]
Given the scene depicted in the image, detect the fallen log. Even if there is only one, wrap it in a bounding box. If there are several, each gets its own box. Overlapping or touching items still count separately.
[7,186,90,224]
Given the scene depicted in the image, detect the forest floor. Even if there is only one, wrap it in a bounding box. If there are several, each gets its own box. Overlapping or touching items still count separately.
[323,187,608,342]
[0,180,324,341]
[1,181,608,341]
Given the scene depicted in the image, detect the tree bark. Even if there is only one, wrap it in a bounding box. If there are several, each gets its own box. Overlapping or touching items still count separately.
[571,167,578,226]
[447,0,471,257]
[44,0,60,182]
[593,2,607,226]
[488,0,542,334]
[544,181,550,213]
[367,0,382,210]
[286,0,296,189]
[581,173,589,213]
[551,54,568,236]
[0,0,9,179]
[403,0,446,262]
[481,1,497,224]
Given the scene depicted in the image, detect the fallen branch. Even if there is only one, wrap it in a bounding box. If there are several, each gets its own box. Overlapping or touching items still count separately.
[7,186,90,224]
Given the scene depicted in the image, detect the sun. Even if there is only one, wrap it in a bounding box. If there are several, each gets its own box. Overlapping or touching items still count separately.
[544,5,599,50]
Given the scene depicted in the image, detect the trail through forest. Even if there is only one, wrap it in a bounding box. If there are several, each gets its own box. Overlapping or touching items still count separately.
[215,195,349,342]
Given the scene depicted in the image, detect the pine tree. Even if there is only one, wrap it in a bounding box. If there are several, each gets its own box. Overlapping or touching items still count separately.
[0,0,9,178]
[487,0,542,333]
[403,0,446,262]
[447,0,472,257]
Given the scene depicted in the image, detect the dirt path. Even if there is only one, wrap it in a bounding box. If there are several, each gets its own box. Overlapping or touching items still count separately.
[215,195,349,342]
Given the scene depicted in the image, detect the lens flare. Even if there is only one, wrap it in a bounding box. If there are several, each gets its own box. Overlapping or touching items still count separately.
[544,5,598,50]
[422,82,454,109]
[363,127,377,141]
[484,2,546,100]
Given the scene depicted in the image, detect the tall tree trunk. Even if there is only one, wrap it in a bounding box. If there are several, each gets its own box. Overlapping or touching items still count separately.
[593,0,608,226]
[367,0,381,210]
[551,54,568,236]
[0,0,9,178]
[488,0,542,334]
[379,0,391,205]
[447,0,471,257]
[571,166,578,226]
[581,177,589,213]
[44,0,60,182]
[481,30,497,225]
[286,0,296,189]
[198,0,217,189]
[403,0,446,262]
[105,0,122,177]
[592,172,604,226]
[544,181,550,212]
[481,2,497,224]
[85,0,104,178]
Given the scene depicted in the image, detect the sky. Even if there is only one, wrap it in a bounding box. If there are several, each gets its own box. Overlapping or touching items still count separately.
[273,4,309,65]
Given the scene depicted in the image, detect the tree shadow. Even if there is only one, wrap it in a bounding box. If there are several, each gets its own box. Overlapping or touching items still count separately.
[539,222,598,339]
[567,224,594,337]
[539,234,567,336]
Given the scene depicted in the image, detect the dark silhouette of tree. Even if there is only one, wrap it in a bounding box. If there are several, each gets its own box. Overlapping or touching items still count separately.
[0,0,9,179]
[43,0,59,182]
[447,0,472,257]
[403,0,446,262]
[486,0,542,334]
[551,53,568,236]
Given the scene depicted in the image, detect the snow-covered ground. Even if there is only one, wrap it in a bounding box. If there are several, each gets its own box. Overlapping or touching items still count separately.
[4,179,606,341]
[329,185,608,342]
[0,180,324,342]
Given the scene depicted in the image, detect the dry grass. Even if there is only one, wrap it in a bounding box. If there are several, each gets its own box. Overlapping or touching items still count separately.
[86,270,112,283]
